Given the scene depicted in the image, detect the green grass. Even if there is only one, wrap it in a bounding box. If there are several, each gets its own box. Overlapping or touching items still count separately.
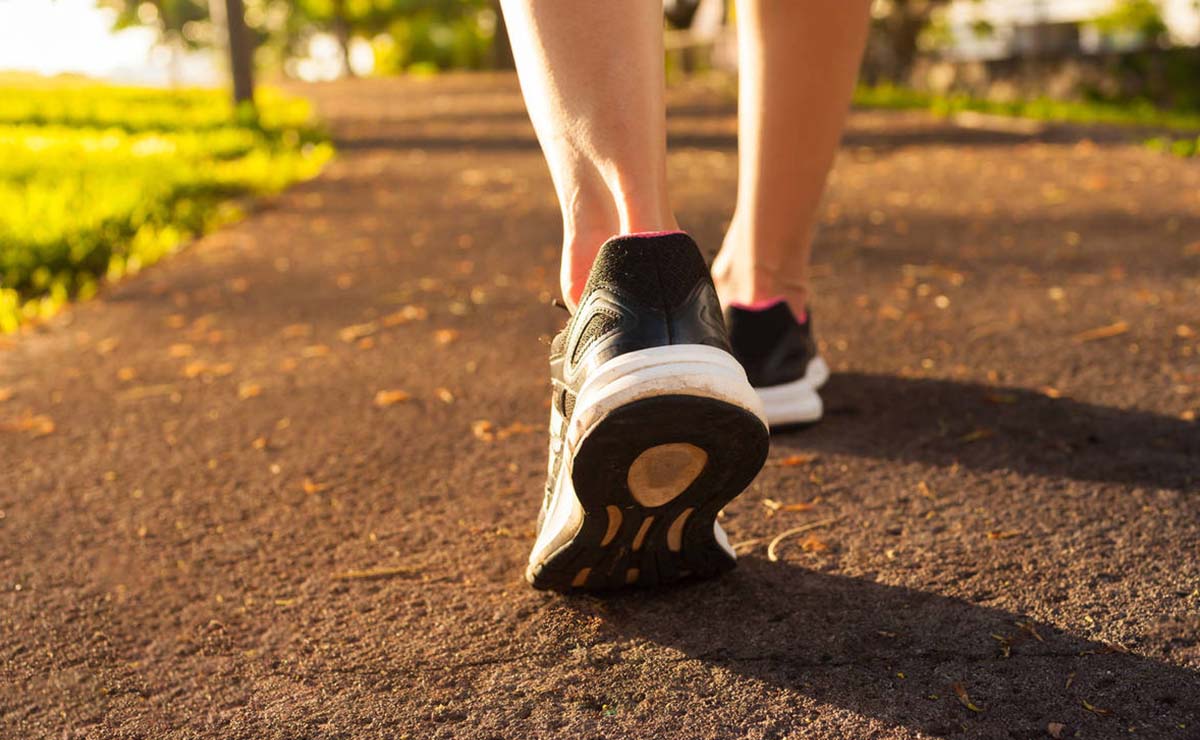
[0,80,333,333]
[853,83,1200,158]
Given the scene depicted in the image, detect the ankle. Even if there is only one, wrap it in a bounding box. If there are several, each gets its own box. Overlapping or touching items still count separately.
[712,249,810,311]
[561,226,684,310]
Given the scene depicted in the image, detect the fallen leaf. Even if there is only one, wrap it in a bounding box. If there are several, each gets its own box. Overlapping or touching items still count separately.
[252,436,268,450]
[434,329,460,346]
[1072,321,1129,344]
[0,387,12,403]
[302,477,326,494]
[237,382,262,400]
[168,343,195,358]
[1175,324,1194,338]
[116,367,137,382]
[183,361,209,379]
[301,344,331,358]
[211,362,235,377]
[357,337,375,350]
[763,498,817,513]
[495,421,534,439]
[776,453,819,467]
[381,306,428,326]
[766,518,839,562]
[800,535,829,552]
[472,420,495,441]
[987,530,1022,540]
[374,389,412,407]
[1080,699,1112,716]
[435,387,455,404]
[960,428,994,443]
[1041,386,1063,398]
[165,314,187,329]
[1016,621,1045,642]
[0,412,55,437]
[1047,721,1067,739]
[952,682,983,712]
[339,321,378,343]
[96,337,119,355]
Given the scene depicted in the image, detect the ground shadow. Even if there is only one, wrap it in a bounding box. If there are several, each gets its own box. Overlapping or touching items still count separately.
[774,373,1198,491]
[564,561,1199,737]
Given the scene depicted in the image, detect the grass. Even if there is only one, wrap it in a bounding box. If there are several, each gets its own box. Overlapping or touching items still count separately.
[853,83,1200,158]
[0,79,333,333]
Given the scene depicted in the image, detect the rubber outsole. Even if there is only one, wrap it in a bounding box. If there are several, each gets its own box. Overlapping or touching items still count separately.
[757,356,830,429]
[528,393,769,591]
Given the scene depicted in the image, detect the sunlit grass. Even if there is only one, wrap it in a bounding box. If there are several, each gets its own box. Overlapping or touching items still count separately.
[0,81,332,333]
[854,83,1200,158]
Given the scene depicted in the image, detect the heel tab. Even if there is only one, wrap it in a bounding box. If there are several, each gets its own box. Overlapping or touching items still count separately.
[582,231,711,310]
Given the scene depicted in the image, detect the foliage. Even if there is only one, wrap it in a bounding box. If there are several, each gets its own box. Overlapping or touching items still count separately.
[0,82,332,332]
[855,84,1200,159]
[100,0,213,49]
[1088,0,1169,45]
[854,83,1200,131]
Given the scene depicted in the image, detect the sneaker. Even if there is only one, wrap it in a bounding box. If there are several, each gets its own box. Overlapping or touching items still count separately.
[724,300,830,428]
[528,232,770,591]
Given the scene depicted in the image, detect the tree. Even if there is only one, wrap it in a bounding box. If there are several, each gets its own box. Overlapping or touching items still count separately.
[224,0,256,106]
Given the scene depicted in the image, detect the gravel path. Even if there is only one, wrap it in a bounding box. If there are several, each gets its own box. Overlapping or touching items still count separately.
[2,74,1197,739]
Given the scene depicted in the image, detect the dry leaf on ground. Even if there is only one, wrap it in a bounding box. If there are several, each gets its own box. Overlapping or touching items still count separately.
[0,412,55,437]
[987,530,1021,540]
[960,428,994,443]
[766,517,839,562]
[381,306,428,326]
[952,682,983,712]
[775,453,819,467]
[1072,321,1129,344]
[237,382,263,400]
[374,389,412,407]
[339,321,378,343]
[434,329,460,346]
[0,387,12,403]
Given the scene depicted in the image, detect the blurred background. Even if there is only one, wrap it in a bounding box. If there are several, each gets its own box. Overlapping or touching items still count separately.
[1,0,1198,332]
[3,0,1199,99]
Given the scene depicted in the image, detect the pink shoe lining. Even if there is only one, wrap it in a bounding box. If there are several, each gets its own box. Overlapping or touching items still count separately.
[617,230,688,239]
[729,297,806,323]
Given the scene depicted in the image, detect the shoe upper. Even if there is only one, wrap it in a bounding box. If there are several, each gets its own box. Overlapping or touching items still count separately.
[541,232,731,525]
[724,301,818,389]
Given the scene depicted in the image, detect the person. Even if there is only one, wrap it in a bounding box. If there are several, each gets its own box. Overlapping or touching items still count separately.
[499,0,872,590]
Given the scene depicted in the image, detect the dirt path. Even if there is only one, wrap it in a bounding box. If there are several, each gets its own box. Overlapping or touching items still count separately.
[2,74,1198,739]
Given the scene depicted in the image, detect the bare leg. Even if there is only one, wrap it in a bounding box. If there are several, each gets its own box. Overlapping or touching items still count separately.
[499,0,677,309]
[712,1,871,311]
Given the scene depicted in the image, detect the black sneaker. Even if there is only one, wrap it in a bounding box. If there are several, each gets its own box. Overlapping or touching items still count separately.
[724,301,829,428]
[529,232,770,591]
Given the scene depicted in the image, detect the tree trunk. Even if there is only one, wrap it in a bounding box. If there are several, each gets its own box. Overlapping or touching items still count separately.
[223,0,255,107]
[490,0,515,70]
[332,0,357,78]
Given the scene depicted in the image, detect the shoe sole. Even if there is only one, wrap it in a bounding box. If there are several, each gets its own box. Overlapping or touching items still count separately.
[756,356,830,428]
[528,346,769,591]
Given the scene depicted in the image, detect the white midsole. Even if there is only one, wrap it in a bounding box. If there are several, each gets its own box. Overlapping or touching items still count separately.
[755,356,830,427]
[529,345,765,571]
